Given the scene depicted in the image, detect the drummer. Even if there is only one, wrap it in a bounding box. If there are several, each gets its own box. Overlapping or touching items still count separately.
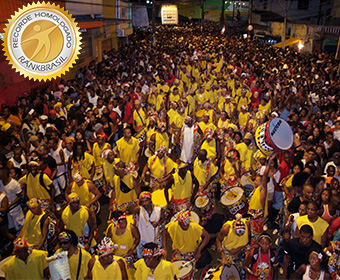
[109,161,141,213]
[193,149,219,224]
[149,122,170,154]
[101,149,120,196]
[134,242,178,280]
[65,172,102,209]
[16,198,49,250]
[248,154,275,247]
[129,191,166,259]
[162,210,210,263]
[87,237,128,280]
[60,193,96,250]
[216,213,251,279]
[140,145,177,191]
[164,163,200,213]
[1,238,49,280]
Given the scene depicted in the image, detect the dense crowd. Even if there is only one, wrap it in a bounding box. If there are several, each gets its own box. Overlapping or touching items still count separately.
[1,23,340,279]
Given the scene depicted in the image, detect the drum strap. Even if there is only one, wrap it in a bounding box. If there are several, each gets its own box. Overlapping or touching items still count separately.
[76,247,82,280]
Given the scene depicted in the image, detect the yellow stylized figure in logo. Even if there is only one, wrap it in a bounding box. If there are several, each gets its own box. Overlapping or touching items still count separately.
[2,2,81,81]
[21,21,63,63]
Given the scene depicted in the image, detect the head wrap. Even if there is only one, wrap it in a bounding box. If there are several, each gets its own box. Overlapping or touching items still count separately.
[176,211,191,226]
[101,148,112,160]
[157,145,167,154]
[27,198,40,208]
[73,172,83,183]
[69,192,80,203]
[54,102,62,109]
[139,192,152,200]
[184,116,193,123]
[142,247,162,257]
[14,238,28,251]
[244,132,253,140]
[97,237,118,258]
[28,160,39,166]
[58,231,72,243]
[258,233,272,243]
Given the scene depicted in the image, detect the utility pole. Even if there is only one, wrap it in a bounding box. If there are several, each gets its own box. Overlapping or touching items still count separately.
[152,0,155,46]
[220,0,225,28]
[201,0,204,30]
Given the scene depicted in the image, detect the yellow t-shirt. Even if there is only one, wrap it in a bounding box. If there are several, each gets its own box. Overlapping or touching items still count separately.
[217,118,230,129]
[106,223,135,256]
[93,142,111,167]
[222,219,249,250]
[296,215,329,245]
[147,155,177,179]
[20,173,52,200]
[116,137,140,163]
[21,210,46,247]
[235,96,250,111]
[248,186,268,217]
[259,102,271,117]
[134,259,178,280]
[62,205,89,238]
[71,152,95,179]
[2,250,48,280]
[201,139,217,160]
[56,248,92,280]
[172,171,193,201]
[71,180,93,207]
[199,122,216,134]
[103,159,120,187]
[193,159,218,186]
[165,220,203,252]
[146,127,156,143]
[155,132,169,151]
[133,108,147,131]
[92,256,122,280]
[113,174,137,205]
[238,112,249,127]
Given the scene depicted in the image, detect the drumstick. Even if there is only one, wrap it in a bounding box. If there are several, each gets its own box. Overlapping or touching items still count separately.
[179,258,196,269]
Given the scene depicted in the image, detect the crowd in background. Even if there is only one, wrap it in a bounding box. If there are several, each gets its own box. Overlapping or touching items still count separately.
[0,23,340,279]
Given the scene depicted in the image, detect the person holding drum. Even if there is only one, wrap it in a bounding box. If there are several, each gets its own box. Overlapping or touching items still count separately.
[133,99,147,139]
[129,191,166,259]
[109,161,141,213]
[56,230,92,280]
[65,172,102,209]
[216,213,251,278]
[16,198,49,250]
[87,237,128,280]
[162,210,210,263]
[140,145,177,191]
[134,242,178,280]
[60,193,96,250]
[164,163,200,213]
[193,149,219,224]
[101,148,120,197]
[248,154,275,247]
[1,238,49,280]
[92,132,111,188]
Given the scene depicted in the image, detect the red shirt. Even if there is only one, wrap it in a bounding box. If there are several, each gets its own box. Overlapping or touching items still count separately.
[251,86,262,105]
[124,102,133,124]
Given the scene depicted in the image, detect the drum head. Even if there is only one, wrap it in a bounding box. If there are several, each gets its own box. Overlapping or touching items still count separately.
[268,118,293,150]
[172,260,193,278]
[144,148,152,158]
[221,187,244,206]
[195,195,209,209]
[189,211,200,224]
[220,264,241,280]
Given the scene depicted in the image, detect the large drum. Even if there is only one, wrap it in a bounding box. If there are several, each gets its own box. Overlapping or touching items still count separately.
[200,264,240,280]
[255,117,293,156]
[173,260,194,280]
[220,187,248,217]
[240,172,254,198]
[195,195,210,211]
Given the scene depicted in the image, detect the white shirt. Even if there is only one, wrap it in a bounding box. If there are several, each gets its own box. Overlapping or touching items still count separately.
[180,125,194,163]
